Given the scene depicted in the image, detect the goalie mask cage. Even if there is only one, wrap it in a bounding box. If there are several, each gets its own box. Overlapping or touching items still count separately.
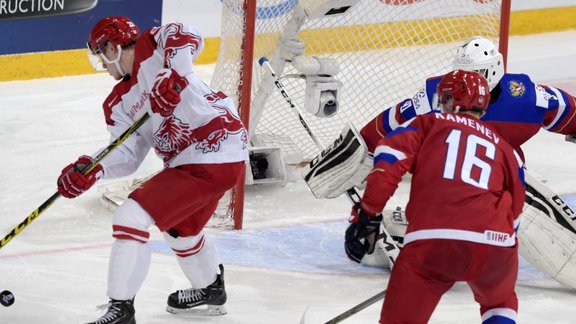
[211,0,511,229]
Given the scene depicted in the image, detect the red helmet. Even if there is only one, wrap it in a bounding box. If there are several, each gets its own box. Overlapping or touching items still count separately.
[437,70,491,113]
[87,16,140,55]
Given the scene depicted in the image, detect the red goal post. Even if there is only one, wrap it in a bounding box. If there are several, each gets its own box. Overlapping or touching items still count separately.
[211,0,512,229]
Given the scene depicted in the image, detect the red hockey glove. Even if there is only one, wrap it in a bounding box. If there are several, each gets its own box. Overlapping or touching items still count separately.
[57,155,103,199]
[149,68,189,117]
[345,204,383,263]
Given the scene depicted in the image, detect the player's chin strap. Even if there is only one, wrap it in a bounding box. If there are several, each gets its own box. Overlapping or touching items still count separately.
[99,45,127,77]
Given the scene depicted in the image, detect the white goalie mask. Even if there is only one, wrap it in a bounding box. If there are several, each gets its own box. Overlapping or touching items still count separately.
[452,37,504,91]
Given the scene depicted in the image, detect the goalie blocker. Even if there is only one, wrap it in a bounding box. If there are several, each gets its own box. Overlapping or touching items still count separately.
[302,123,372,199]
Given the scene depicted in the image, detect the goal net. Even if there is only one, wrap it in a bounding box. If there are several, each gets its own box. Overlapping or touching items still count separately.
[211,0,511,229]
[98,0,511,230]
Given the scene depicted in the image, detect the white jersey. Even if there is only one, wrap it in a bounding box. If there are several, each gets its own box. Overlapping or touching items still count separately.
[95,23,248,179]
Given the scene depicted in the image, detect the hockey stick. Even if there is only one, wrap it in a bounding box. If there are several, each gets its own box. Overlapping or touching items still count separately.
[324,289,386,324]
[258,56,325,149]
[0,112,151,250]
[259,57,396,322]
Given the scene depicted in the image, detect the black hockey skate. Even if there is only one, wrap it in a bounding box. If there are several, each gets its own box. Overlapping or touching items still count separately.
[85,298,135,324]
[166,264,227,316]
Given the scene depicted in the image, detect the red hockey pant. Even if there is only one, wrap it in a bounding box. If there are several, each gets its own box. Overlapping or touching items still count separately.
[130,162,244,237]
[380,239,518,324]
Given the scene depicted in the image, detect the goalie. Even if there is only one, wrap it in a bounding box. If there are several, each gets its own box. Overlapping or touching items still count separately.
[303,36,576,289]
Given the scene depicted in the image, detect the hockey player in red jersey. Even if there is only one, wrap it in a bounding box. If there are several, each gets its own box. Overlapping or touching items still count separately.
[304,36,576,289]
[56,17,248,323]
[352,70,525,323]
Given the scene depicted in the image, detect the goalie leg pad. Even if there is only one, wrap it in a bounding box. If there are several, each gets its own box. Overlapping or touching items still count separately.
[524,170,576,234]
[519,202,576,289]
[302,123,371,199]
[520,170,576,289]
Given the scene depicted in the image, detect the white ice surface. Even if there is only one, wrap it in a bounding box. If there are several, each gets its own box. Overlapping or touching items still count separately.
[0,31,576,323]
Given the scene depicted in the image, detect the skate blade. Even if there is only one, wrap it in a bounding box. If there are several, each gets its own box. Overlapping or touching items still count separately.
[166,304,227,316]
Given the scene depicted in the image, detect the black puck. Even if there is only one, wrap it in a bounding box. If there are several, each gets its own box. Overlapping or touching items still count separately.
[0,290,14,307]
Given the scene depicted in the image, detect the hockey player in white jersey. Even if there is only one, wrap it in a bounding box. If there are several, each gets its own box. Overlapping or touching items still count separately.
[57,17,248,324]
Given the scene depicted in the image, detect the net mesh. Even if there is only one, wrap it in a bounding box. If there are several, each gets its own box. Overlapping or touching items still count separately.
[210,0,505,227]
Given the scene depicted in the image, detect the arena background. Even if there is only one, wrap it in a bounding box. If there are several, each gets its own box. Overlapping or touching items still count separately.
[0,0,575,82]
[1,2,576,323]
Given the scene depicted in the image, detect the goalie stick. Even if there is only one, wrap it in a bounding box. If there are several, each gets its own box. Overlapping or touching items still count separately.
[259,57,396,322]
[0,112,151,250]
[259,56,400,266]
[258,57,325,150]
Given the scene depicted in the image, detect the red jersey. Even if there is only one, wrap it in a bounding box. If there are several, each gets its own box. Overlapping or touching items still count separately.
[360,113,525,247]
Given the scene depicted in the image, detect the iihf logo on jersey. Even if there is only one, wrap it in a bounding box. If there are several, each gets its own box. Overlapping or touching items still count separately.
[508,80,526,97]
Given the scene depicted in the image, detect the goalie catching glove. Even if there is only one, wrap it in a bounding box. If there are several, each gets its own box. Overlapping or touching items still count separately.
[150,68,189,117]
[57,155,104,198]
[345,204,383,263]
